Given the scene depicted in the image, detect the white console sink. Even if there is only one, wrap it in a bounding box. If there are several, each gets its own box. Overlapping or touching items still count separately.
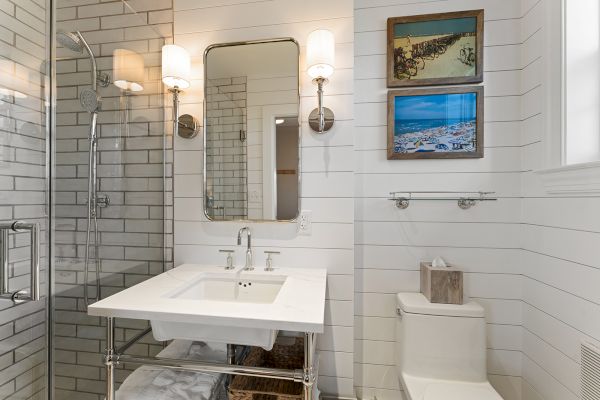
[88,265,327,350]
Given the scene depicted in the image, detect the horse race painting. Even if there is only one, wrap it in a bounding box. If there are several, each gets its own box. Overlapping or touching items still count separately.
[387,10,484,87]
[387,86,484,160]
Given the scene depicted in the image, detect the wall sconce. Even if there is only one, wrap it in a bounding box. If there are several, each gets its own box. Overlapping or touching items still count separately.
[113,49,144,137]
[0,60,28,100]
[113,49,144,92]
[306,29,335,134]
[162,44,199,138]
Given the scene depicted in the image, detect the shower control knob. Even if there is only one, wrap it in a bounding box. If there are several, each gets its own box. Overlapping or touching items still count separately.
[96,195,110,208]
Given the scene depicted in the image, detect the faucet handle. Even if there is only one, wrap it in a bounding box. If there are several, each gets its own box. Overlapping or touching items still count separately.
[219,249,235,270]
[264,251,280,271]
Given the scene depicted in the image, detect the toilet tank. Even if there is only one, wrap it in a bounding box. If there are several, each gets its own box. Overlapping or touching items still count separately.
[395,293,488,382]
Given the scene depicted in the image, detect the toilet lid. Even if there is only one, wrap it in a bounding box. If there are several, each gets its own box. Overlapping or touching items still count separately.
[424,382,503,400]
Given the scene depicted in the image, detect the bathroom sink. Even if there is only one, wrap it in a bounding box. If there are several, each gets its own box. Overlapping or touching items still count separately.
[87,264,327,349]
[168,274,286,304]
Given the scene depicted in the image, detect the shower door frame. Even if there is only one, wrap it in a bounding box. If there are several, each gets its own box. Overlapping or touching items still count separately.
[47,0,56,398]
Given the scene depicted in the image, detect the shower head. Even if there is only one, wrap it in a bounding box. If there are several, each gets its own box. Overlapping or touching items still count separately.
[57,30,102,92]
[57,31,84,53]
[80,88,101,113]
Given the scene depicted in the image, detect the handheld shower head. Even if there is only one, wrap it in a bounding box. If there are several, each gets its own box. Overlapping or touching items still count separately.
[57,31,84,53]
[80,88,101,113]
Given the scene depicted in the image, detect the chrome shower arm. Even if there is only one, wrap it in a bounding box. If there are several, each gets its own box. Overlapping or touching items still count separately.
[76,31,98,91]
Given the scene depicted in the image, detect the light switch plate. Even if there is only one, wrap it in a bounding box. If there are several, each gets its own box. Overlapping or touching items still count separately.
[298,210,312,235]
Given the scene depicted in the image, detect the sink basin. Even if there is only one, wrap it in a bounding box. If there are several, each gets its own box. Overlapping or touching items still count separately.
[88,264,327,350]
[169,274,286,304]
[152,273,287,348]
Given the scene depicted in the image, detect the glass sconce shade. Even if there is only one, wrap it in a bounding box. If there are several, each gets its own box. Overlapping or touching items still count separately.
[306,29,335,79]
[113,49,144,92]
[161,44,191,89]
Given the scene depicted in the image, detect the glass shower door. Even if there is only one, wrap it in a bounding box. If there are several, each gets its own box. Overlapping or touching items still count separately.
[0,0,51,399]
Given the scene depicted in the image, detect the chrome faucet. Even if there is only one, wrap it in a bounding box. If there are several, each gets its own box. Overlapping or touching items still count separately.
[237,227,253,271]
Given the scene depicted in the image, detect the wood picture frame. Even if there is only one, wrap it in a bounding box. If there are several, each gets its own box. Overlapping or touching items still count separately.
[387,86,484,160]
[387,10,484,88]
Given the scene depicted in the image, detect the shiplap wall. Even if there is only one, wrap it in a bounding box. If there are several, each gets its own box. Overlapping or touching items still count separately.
[171,1,600,400]
[520,1,600,399]
[172,0,354,397]
[354,1,524,399]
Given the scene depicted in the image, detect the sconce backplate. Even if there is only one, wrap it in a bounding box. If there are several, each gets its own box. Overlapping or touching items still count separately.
[177,114,200,139]
[308,107,335,134]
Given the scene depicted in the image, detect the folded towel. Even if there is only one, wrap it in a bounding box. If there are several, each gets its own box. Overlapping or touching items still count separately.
[159,340,227,363]
[116,341,227,400]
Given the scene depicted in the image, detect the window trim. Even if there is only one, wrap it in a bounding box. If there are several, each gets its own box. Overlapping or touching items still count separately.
[536,161,600,194]
[536,0,600,194]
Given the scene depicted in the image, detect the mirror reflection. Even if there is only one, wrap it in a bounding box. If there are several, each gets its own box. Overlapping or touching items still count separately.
[204,40,300,221]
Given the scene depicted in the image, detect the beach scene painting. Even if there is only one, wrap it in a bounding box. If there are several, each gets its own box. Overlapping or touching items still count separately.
[387,86,484,160]
[387,10,484,87]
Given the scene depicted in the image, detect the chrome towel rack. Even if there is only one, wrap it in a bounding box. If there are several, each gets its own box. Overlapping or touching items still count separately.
[389,191,498,210]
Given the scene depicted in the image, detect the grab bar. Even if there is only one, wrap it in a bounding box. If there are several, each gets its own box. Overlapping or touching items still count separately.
[0,221,41,303]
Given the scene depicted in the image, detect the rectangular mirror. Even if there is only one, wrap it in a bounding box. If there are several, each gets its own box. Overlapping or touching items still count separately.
[204,39,300,222]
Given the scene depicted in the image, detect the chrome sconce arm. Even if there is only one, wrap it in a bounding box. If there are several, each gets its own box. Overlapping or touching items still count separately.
[169,87,200,139]
[169,86,182,137]
[308,77,335,134]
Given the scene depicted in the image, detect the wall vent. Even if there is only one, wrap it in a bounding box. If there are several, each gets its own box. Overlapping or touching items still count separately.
[582,341,600,400]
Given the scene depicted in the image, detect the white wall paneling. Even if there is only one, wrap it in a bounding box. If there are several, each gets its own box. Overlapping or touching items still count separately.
[354,0,525,399]
[173,0,355,397]
[520,2,600,400]
[169,1,600,400]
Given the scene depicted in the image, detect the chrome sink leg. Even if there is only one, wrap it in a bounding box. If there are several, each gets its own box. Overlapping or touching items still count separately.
[303,332,316,400]
[226,344,236,387]
[105,317,116,400]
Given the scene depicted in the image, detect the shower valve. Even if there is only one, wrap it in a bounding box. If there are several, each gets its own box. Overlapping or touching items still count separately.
[85,195,110,208]
[96,195,110,208]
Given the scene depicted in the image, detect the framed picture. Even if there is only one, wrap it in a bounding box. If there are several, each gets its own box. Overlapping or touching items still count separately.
[387,10,484,87]
[387,86,484,160]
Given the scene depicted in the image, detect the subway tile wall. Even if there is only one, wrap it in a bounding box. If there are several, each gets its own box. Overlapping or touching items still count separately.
[205,77,248,220]
[0,0,49,398]
[54,1,173,399]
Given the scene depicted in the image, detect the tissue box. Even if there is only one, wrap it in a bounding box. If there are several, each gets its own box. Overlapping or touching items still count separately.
[420,262,463,305]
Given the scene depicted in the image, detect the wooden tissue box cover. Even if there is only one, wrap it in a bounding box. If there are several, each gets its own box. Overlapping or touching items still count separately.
[420,262,463,305]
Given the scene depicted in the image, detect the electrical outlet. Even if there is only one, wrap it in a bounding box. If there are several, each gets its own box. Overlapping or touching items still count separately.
[298,210,312,235]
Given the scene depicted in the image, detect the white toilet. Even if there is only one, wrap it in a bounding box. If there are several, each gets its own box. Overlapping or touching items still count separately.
[395,292,503,400]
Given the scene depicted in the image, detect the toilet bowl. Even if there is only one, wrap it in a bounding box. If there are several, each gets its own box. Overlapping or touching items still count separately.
[395,292,503,400]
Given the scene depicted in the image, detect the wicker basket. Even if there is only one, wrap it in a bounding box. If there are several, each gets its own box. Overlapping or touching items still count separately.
[228,337,304,400]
